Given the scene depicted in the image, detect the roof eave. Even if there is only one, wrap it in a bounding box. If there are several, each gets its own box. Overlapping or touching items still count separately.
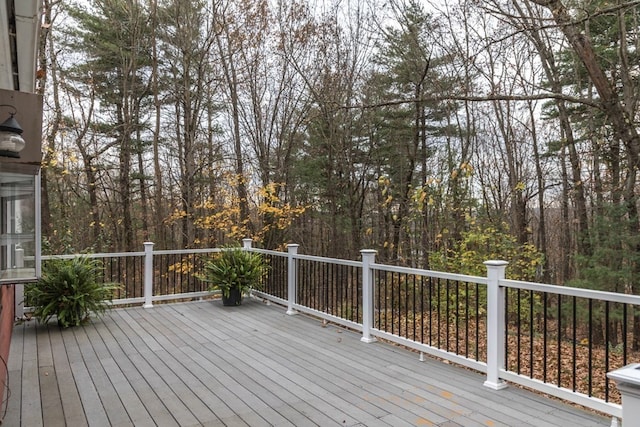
[15,1,42,93]
[0,1,14,90]
[0,0,42,92]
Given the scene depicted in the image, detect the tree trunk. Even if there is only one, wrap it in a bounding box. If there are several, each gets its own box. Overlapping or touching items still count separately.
[150,0,165,248]
[531,0,640,198]
[38,0,57,247]
[117,98,133,251]
[84,157,101,252]
[559,145,571,282]
[136,126,149,241]
[215,19,252,236]
[516,0,591,261]
[528,100,548,280]
[493,99,528,244]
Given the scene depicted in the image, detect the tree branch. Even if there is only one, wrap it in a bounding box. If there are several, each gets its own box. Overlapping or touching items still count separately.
[338,92,600,110]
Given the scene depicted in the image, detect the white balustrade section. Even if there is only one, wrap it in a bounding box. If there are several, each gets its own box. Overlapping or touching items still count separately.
[31,239,640,425]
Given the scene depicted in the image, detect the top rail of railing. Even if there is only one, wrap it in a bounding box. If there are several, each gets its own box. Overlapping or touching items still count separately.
[501,277,640,305]
[41,252,145,259]
[371,262,488,285]
[294,253,362,268]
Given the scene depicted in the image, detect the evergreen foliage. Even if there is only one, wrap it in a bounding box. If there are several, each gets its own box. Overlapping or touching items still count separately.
[429,220,544,281]
[25,257,118,328]
[571,203,640,293]
[202,248,268,303]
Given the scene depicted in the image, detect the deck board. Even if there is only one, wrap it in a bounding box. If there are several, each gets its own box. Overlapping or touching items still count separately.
[20,321,42,427]
[6,298,612,426]
[5,318,24,427]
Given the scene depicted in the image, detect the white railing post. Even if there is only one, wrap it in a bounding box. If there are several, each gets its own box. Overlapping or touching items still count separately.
[484,260,508,390]
[242,238,253,250]
[286,244,299,315]
[608,363,640,427]
[361,249,377,343]
[143,242,154,309]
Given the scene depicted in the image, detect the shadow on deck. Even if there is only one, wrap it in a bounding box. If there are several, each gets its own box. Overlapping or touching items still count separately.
[5,298,610,426]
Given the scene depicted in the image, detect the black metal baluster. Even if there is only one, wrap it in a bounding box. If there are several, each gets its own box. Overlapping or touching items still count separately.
[429,276,433,347]
[331,262,335,315]
[110,258,116,294]
[356,266,361,324]
[406,273,411,340]
[315,260,320,311]
[328,262,332,315]
[323,261,329,313]
[331,264,342,316]
[605,301,610,402]
[475,283,480,360]
[446,279,450,352]
[505,287,510,371]
[543,292,548,383]
[588,298,593,396]
[623,304,628,366]
[344,265,349,320]
[139,255,144,296]
[384,271,389,332]
[309,260,314,309]
[529,290,534,378]
[517,288,521,374]
[437,277,441,349]
[557,294,562,388]
[302,259,308,307]
[412,274,417,342]
[572,296,577,392]
[314,260,320,311]
[391,272,396,335]
[283,256,287,298]
[376,266,382,330]
[301,260,307,308]
[465,281,469,358]
[455,279,460,355]
[420,275,425,344]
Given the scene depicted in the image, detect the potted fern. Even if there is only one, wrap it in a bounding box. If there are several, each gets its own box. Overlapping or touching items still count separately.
[25,256,118,327]
[203,247,267,306]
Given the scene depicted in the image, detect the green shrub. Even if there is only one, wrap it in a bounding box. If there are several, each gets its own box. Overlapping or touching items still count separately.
[203,248,267,302]
[25,257,118,327]
[429,221,543,281]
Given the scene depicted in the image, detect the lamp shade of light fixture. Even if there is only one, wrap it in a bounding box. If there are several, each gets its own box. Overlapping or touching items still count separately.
[0,114,25,158]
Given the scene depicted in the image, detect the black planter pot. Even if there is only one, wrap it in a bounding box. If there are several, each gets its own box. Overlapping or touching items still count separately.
[221,287,243,306]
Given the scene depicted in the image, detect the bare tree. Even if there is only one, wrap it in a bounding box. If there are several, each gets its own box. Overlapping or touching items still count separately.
[38,0,61,247]
[158,0,218,248]
[212,0,253,235]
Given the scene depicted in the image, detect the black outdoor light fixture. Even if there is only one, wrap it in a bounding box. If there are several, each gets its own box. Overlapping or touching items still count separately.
[0,105,25,158]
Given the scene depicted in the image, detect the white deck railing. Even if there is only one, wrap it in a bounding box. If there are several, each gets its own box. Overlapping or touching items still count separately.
[21,239,640,425]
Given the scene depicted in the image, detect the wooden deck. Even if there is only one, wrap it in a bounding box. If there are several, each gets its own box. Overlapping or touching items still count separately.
[5,298,611,426]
